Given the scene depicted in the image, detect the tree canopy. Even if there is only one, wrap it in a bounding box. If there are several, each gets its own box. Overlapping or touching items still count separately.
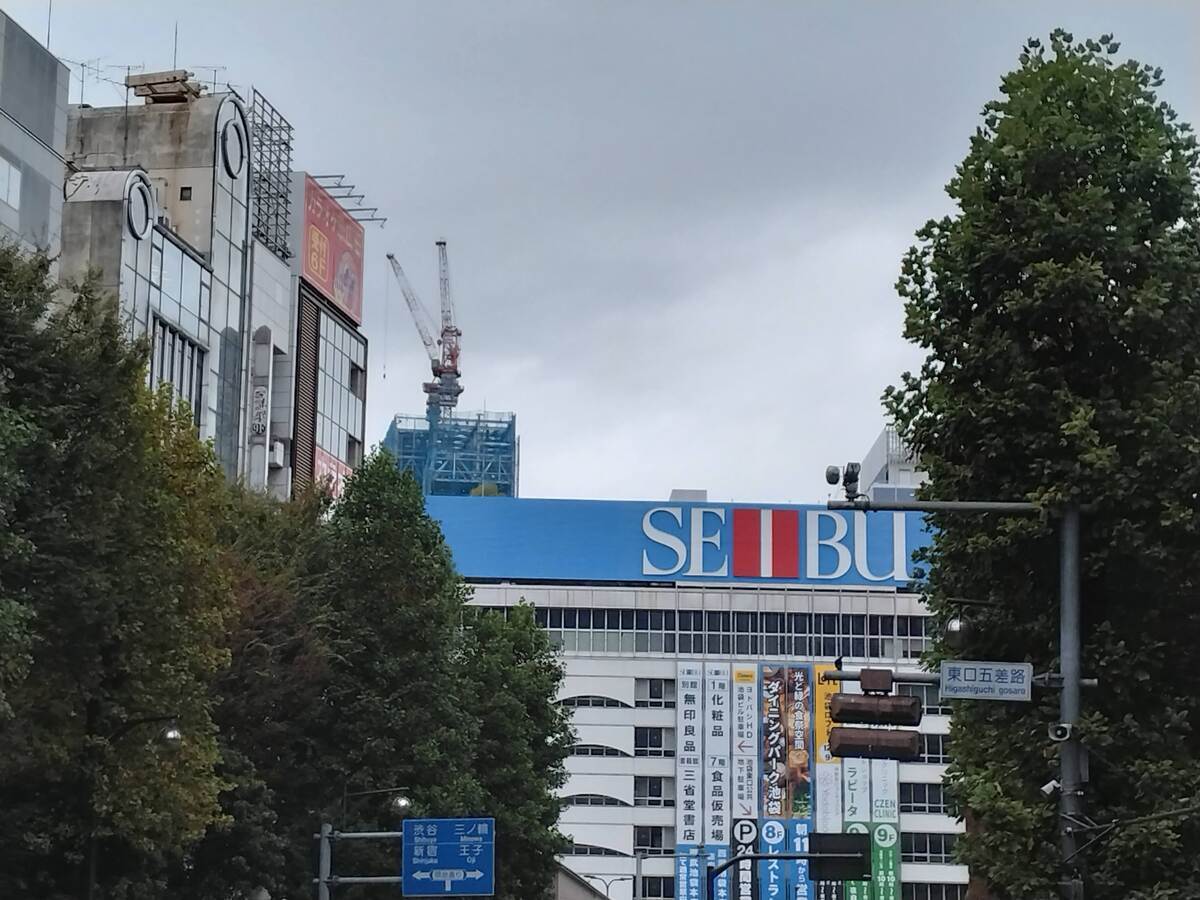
[886,31,1200,900]
[0,246,571,899]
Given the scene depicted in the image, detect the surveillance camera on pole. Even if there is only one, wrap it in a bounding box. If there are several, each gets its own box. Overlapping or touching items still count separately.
[824,462,864,501]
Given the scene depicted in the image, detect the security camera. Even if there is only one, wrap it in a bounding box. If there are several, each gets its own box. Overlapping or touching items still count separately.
[825,466,841,486]
[1040,779,1061,797]
[1048,723,1073,743]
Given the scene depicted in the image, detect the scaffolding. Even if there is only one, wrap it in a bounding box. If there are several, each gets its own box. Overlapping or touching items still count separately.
[248,88,293,260]
[382,411,519,497]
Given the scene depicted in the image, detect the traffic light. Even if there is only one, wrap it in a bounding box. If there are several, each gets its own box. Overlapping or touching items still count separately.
[827,668,923,761]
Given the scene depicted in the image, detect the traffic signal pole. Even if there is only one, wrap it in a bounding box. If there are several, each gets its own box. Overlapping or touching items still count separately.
[828,495,1085,900]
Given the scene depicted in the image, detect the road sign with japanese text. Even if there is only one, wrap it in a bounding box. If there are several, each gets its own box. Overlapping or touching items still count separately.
[402,817,495,896]
[939,661,1033,702]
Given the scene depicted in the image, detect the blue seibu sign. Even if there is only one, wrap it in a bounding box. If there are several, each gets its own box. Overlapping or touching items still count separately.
[425,497,931,588]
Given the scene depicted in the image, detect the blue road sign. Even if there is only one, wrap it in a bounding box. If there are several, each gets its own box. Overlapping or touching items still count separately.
[402,817,496,897]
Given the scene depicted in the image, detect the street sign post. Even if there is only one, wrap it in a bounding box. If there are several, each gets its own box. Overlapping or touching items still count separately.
[402,817,496,897]
[939,660,1033,702]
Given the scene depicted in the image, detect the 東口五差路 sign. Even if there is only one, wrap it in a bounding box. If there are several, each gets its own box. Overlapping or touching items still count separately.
[939,660,1033,702]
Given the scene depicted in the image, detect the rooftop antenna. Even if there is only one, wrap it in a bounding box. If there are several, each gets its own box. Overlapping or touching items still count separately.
[172,22,178,69]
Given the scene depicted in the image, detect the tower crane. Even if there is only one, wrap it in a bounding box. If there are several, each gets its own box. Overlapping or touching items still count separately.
[386,242,464,420]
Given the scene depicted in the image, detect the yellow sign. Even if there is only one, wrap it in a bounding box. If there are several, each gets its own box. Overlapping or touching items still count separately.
[813,663,837,763]
[734,667,756,683]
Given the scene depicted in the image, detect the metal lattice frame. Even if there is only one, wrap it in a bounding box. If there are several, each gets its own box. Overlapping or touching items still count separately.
[383,412,519,497]
[248,88,294,260]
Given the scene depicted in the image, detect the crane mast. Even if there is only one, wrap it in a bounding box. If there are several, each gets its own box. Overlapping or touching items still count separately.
[387,244,464,419]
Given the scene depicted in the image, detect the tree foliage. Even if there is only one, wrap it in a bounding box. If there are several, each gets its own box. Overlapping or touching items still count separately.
[886,31,1200,900]
[0,244,571,898]
[0,245,233,898]
[462,604,573,900]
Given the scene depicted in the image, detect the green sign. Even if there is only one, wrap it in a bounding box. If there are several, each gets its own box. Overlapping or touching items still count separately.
[869,760,901,900]
[870,822,900,900]
[841,757,872,900]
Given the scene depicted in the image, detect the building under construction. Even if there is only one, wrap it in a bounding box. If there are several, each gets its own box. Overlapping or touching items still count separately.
[382,410,518,497]
[383,242,519,497]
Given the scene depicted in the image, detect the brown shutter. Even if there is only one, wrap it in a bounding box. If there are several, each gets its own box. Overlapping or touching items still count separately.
[293,287,320,494]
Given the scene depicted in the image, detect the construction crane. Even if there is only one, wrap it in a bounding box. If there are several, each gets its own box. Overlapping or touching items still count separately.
[386,242,464,421]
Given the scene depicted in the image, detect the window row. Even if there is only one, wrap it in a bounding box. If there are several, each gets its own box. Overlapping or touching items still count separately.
[634,825,673,854]
[902,886,965,900]
[901,832,958,864]
[528,607,933,660]
[636,677,677,707]
[0,155,21,210]
[900,782,949,815]
[563,843,626,857]
[570,744,628,758]
[562,794,629,807]
[635,776,674,806]
[919,734,951,765]
[634,727,675,757]
[149,317,206,427]
[641,876,674,898]
[560,695,629,709]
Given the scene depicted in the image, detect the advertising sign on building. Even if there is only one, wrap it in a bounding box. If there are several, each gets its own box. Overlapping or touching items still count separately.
[314,447,352,499]
[813,664,844,900]
[869,760,901,900]
[677,662,704,900]
[706,664,733,900]
[842,759,872,900]
[301,174,364,325]
[673,661,904,900]
[425,496,931,588]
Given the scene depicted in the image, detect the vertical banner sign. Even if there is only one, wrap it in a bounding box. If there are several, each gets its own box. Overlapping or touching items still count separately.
[786,666,815,900]
[732,666,759,900]
[706,664,733,900]
[813,664,844,900]
[841,759,872,900]
[869,760,901,900]
[676,663,704,900]
[760,666,787,900]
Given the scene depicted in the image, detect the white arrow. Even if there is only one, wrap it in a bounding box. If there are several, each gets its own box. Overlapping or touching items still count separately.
[467,870,484,879]
[413,872,432,881]
[432,869,466,890]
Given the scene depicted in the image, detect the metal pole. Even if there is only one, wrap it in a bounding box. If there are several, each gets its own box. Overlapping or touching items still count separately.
[1059,505,1084,899]
[317,823,333,900]
[633,852,642,900]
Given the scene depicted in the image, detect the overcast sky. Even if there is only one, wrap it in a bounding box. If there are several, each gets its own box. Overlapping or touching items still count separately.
[11,1,1199,501]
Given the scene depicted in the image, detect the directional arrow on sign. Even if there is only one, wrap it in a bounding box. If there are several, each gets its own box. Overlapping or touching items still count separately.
[736,801,754,817]
[736,739,752,753]
[467,870,483,879]
[414,872,431,881]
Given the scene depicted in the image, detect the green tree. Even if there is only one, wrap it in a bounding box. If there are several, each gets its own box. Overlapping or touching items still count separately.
[165,488,332,899]
[0,247,233,898]
[462,605,573,900]
[886,30,1200,900]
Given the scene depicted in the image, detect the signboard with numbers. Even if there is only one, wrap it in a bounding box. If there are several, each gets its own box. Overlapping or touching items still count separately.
[869,761,900,900]
[401,817,495,897]
[939,660,1033,702]
[673,662,905,900]
[706,664,733,900]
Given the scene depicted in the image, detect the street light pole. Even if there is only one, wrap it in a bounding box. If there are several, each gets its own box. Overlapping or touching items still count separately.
[84,714,181,900]
[828,493,1086,899]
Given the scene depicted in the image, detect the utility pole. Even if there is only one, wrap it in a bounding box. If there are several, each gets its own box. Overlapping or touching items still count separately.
[317,823,332,900]
[1058,505,1084,899]
[826,491,1085,899]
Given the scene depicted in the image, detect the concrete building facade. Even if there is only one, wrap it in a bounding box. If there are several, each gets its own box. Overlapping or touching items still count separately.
[61,74,253,478]
[427,494,967,900]
[0,9,68,259]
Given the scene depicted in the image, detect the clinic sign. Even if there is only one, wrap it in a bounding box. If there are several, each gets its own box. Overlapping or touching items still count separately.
[425,497,931,588]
